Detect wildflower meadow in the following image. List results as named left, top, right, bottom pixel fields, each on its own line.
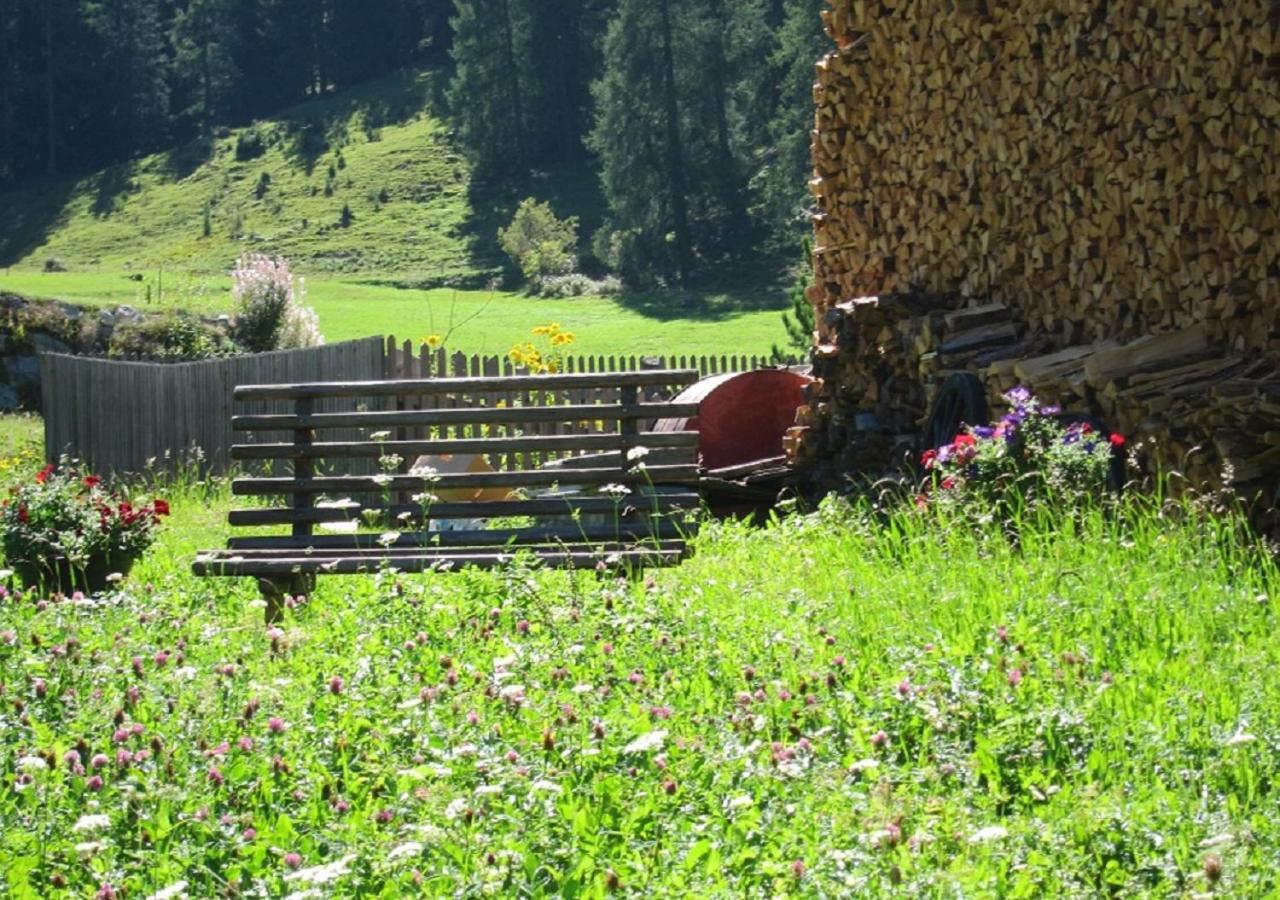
left=1, top=448, right=1278, bottom=897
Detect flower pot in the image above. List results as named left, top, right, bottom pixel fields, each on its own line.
left=11, top=551, right=137, bottom=595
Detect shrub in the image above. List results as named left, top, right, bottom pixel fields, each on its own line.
left=498, top=198, right=579, bottom=283
left=0, top=460, right=169, bottom=575
left=234, top=128, right=266, bottom=162
left=919, top=387, right=1124, bottom=512
left=107, top=313, right=237, bottom=359
left=43, top=258, right=66, bottom=273
left=230, top=253, right=324, bottom=352
left=537, top=272, right=623, bottom=298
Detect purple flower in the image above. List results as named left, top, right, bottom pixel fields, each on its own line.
left=87, top=775, right=104, bottom=791
left=208, top=766, right=224, bottom=786
left=267, top=717, right=286, bottom=733
left=91, top=753, right=109, bottom=769
left=329, top=675, right=344, bottom=695
left=1006, top=386, right=1031, bottom=405
left=283, top=852, right=303, bottom=869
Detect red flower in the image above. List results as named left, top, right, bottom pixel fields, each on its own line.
left=83, top=475, right=102, bottom=489
left=920, top=449, right=937, bottom=469
left=35, top=464, right=55, bottom=484
left=941, top=476, right=956, bottom=490
left=18, top=505, right=29, bottom=524
left=1109, top=433, right=1126, bottom=448
left=954, top=434, right=977, bottom=449
left=1080, top=422, right=1093, bottom=434
left=153, top=500, right=170, bottom=517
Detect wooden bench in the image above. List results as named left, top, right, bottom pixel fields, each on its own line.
left=193, top=369, right=703, bottom=621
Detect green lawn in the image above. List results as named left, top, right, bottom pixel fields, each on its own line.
left=2, top=436, right=1278, bottom=896
left=0, top=269, right=793, bottom=358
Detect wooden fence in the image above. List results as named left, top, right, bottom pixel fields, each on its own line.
left=384, top=340, right=793, bottom=381
left=40, top=337, right=799, bottom=475
left=41, top=338, right=386, bottom=475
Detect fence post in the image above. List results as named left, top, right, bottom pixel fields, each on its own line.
left=292, top=397, right=314, bottom=540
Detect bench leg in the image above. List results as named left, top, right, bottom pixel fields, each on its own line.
left=256, top=574, right=316, bottom=625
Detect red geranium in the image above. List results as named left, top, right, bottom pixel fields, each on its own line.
left=1109, top=433, right=1126, bottom=448
left=35, top=465, right=55, bottom=484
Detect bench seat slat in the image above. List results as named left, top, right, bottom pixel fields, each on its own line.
left=231, top=430, right=698, bottom=461
left=226, top=521, right=692, bottom=551
left=232, top=402, right=702, bottom=431
left=193, top=546, right=686, bottom=577
left=232, top=465, right=700, bottom=495
left=228, top=493, right=701, bottom=526
left=234, top=370, right=699, bottom=401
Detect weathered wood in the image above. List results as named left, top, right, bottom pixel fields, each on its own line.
left=226, top=520, right=689, bottom=550
left=227, top=493, right=702, bottom=526
left=234, top=370, right=699, bottom=401
left=231, top=430, right=699, bottom=461
left=195, top=546, right=686, bottom=577
left=232, top=465, right=700, bottom=496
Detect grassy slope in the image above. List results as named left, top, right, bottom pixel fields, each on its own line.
left=1, top=422, right=1279, bottom=895
left=0, top=72, right=476, bottom=279
left=0, top=71, right=794, bottom=357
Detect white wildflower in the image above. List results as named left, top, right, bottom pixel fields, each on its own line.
left=378, top=531, right=402, bottom=547
left=848, top=758, right=880, bottom=775
left=370, top=431, right=392, bottom=441
left=1199, top=832, right=1234, bottom=848
left=411, top=492, right=439, bottom=504
left=144, top=882, right=189, bottom=900
left=105, top=572, right=125, bottom=584
left=283, top=890, right=322, bottom=900
left=474, top=784, right=504, bottom=796
left=531, top=779, right=561, bottom=794
left=626, top=446, right=650, bottom=461
left=969, top=826, right=1010, bottom=844
left=623, top=730, right=667, bottom=754
left=727, top=794, right=754, bottom=810
left=73, top=814, right=112, bottom=833
left=1225, top=732, right=1257, bottom=746
left=412, top=824, right=446, bottom=842
left=371, top=473, right=395, bottom=487
left=444, top=798, right=469, bottom=821
left=284, top=854, right=355, bottom=885
left=175, top=665, right=198, bottom=681
left=598, top=483, right=630, bottom=498
left=74, top=841, right=105, bottom=855
left=452, top=742, right=478, bottom=758
left=409, top=464, right=440, bottom=481
left=16, top=756, right=47, bottom=772
left=387, top=842, right=423, bottom=862
left=571, top=683, right=594, bottom=694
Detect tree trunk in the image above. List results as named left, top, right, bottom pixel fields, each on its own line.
left=705, top=0, right=748, bottom=237
left=44, top=0, right=56, bottom=173
left=657, top=0, right=693, bottom=278
left=499, top=0, right=527, bottom=167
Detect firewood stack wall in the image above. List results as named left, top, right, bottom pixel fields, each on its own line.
left=787, top=0, right=1280, bottom=519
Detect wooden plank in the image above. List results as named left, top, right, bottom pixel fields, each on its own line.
left=232, top=464, right=701, bottom=495
left=227, top=492, right=703, bottom=525
left=232, top=430, right=699, bottom=461
left=226, top=520, right=691, bottom=551
left=193, top=546, right=687, bottom=577
left=224, top=373, right=706, bottom=401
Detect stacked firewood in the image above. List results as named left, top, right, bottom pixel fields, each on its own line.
left=789, top=1, right=1280, bottom=524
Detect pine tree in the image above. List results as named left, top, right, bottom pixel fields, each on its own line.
left=171, top=0, right=242, bottom=133
left=81, top=0, right=172, bottom=160
left=757, top=0, right=827, bottom=249
left=447, top=0, right=529, bottom=181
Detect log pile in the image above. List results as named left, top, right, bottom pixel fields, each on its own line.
left=788, top=1, right=1280, bottom=525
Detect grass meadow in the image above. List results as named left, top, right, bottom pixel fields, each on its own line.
left=0, top=269, right=792, bottom=358
left=2, top=413, right=1278, bottom=897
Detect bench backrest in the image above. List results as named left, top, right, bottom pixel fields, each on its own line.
left=225, top=370, right=702, bottom=551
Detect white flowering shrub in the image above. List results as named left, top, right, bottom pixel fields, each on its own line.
left=231, top=253, right=324, bottom=352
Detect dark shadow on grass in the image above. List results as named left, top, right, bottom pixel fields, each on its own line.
left=0, top=176, right=78, bottom=266
left=614, top=259, right=791, bottom=322
left=158, top=133, right=216, bottom=180
left=90, top=164, right=134, bottom=218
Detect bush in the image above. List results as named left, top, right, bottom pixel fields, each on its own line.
left=0, top=460, right=169, bottom=577
left=107, top=313, right=237, bottom=359
left=919, top=387, right=1124, bottom=513
left=234, top=128, right=266, bottom=162
left=43, top=258, right=66, bottom=273
left=230, top=253, right=324, bottom=352
left=537, top=272, right=623, bottom=298
left=498, top=198, right=579, bottom=283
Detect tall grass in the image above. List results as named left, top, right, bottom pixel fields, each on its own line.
left=1, top=464, right=1277, bottom=896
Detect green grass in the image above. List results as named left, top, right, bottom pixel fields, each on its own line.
left=0, top=72, right=478, bottom=280
left=0, top=270, right=793, bottom=357
left=2, top=442, right=1279, bottom=896
left=0, top=67, right=794, bottom=358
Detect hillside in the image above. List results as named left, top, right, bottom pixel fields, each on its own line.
left=0, top=71, right=498, bottom=283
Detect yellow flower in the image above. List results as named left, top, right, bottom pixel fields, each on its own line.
left=421, top=334, right=443, bottom=349
left=508, top=347, right=525, bottom=363
left=531, top=325, right=552, bottom=336
left=551, top=331, right=575, bottom=346
left=545, top=360, right=559, bottom=373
